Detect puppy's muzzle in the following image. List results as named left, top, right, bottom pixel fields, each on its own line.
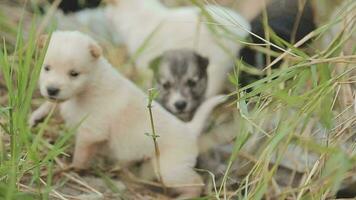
left=47, top=87, right=60, bottom=97
left=174, top=100, right=187, bottom=112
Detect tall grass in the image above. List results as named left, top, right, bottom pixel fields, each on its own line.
left=195, top=0, right=355, bottom=199
left=0, top=12, right=75, bottom=199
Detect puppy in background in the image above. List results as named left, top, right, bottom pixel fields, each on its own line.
left=106, top=0, right=251, bottom=98
left=150, top=49, right=209, bottom=121
left=30, top=31, right=226, bottom=199
left=238, top=0, right=316, bottom=86
left=55, top=0, right=101, bottom=13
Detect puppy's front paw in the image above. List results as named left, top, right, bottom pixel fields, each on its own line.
left=29, top=111, right=46, bottom=128
left=71, top=158, right=90, bottom=171
left=70, top=163, right=91, bottom=176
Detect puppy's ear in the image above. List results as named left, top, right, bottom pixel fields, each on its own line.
left=37, top=34, right=49, bottom=49
left=196, top=54, right=209, bottom=70
left=149, top=56, right=162, bottom=76
left=89, top=43, right=102, bottom=59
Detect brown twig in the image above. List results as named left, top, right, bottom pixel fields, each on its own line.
left=147, top=89, right=167, bottom=194
left=291, top=0, right=307, bottom=44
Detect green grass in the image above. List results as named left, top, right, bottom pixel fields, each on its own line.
left=0, top=0, right=355, bottom=199
left=0, top=12, right=75, bottom=200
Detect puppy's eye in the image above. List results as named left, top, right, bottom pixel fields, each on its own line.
left=69, top=70, right=80, bottom=78
left=187, top=79, right=196, bottom=87
left=162, top=82, right=171, bottom=89
left=44, top=65, right=50, bottom=72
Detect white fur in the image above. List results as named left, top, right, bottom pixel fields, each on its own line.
left=30, top=31, right=226, bottom=198
left=55, top=8, right=121, bottom=45
left=167, top=91, right=185, bottom=114
left=105, top=0, right=251, bottom=97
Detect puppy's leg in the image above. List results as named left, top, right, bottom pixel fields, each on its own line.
left=71, top=138, right=98, bottom=170
left=159, top=153, right=203, bottom=199
left=29, top=101, right=56, bottom=127
left=71, top=127, right=108, bottom=170
left=139, top=160, right=156, bottom=181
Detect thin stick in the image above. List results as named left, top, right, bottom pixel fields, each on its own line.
left=63, top=173, right=103, bottom=197
left=291, top=0, right=307, bottom=44
left=39, top=178, right=69, bottom=200
left=296, top=159, right=320, bottom=200
left=147, top=89, right=167, bottom=194
left=18, top=183, right=68, bottom=200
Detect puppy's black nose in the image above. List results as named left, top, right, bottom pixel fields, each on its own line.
left=47, top=87, right=60, bottom=96
left=175, top=101, right=187, bottom=111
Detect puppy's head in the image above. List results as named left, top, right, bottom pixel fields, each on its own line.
left=150, top=49, right=209, bottom=121
left=39, top=31, right=102, bottom=102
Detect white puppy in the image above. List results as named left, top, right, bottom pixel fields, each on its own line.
left=105, top=0, right=251, bottom=97
left=30, top=31, right=226, bottom=198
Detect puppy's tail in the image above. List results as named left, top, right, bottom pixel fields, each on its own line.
left=187, top=95, right=227, bottom=137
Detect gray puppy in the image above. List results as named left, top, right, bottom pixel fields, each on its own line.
left=150, top=49, right=209, bottom=121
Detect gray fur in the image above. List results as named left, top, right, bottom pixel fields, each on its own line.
left=150, top=49, right=209, bottom=121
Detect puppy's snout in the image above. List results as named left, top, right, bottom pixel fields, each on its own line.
left=174, top=101, right=187, bottom=111
left=47, top=87, right=60, bottom=96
